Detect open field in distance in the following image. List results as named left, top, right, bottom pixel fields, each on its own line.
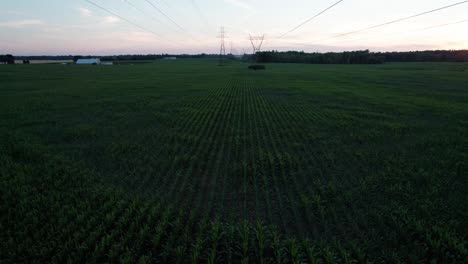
left=13, top=60, right=74, bottom=64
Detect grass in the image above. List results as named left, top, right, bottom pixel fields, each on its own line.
left=1, top=59, right=467, bottom=262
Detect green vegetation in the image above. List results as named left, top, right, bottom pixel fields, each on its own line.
left=1, top=60, right=467, bottom=263
left=255, top=50, right=468, bottom=64
left=0, top=54, right=15, bottom=64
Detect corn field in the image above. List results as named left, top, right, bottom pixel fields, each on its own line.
left=1, top=61, right=467, bottom=263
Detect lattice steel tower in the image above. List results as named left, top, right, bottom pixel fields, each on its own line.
left=249, top=34, right=265, bottom=54
left=217, top=27, right=226, bottom=66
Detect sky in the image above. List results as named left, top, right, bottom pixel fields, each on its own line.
left=0, top=0, right=467, bottom=55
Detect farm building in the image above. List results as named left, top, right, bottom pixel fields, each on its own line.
left=76, top=58, right=101, bottom=65
left=163, top=57, right=177, bottom=60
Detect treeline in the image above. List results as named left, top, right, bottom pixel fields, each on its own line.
left=12, top=50, right=468, bottom=64
left=75, top=54, right=222, bottom=62
left=377, top=50, right=468, bottom=62
left=15, top=55, right=72, bottom=61
left=255, top=50, right=468, bottom=64
left=0, top=54, right=15, bottom=64
left=104, top=54, right=226, bottom=61
left=255, top=50, right=385, bottom=64
left=15, top=54, right=221, bottom=62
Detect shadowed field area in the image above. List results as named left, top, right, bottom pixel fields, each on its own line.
left=1, top=60, right=467, bottom=263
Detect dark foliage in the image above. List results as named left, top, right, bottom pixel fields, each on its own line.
left=15, top=55, right=74, bottom=61
left=255, top=49, right=468, bottom=64
left=18, top=54, right=222, bottom=62
left=377, top=50, right=468, bottom=62
left=248, top=65, right=266, bottom=70
left=255, top=50, right=385, bottom=64
left=0, top=54, right=15, bottom=64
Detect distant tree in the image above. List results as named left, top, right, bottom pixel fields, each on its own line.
left=0, top=54, right=15, bottom=64
left=73, top=56, right=83, bottom=63
left=254, top=50, right=467, bottom=64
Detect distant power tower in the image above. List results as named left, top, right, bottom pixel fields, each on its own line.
left=249, top=34, right=265, bottom=54
left=217, top=27, right=226, bottom=66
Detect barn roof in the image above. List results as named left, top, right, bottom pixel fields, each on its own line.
left=76, top=58, right=100, bottom=64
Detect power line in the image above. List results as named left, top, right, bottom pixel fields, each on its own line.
left=350, top=19, right=468, bottom=44
left=191, top=0, right=214, bottom=33
left=123, top=0, right=162, bottom=24
left=279, top=0, right=344, bottom=39
left=156, top=0, right=171, bottom=8
left=84, top=0, right=161, bottom=39
left=144, top=0, right=185, bottom=32
left=331, top=0, right=468, bottom=39
left=144, top=0, right=202, bottom=42
left=417, top=18, right=468, bottom=31
left=279, top=0, right=468, bottom=47
left=123, top=0, right=146, bottom=16
left=122, top=0, right=191, bottom=47
left=280, top=18, right=468, bottom=48
left=191, top=0, right=207, bottom=21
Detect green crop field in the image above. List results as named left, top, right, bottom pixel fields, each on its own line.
left=1, top=60, right=467, bottom=263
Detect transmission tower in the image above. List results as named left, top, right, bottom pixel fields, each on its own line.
left=249, top=34, right=265, bottom=54
left=217, top=27, right=226, bottom=66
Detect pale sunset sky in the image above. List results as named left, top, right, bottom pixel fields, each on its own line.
left=0, top=0, right=467, bottom=55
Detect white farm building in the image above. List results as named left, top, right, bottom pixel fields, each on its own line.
left=76, top=58, right=101, bottom=65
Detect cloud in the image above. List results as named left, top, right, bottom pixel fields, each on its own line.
left=7, top=11, right=26, bottom=15
left=102, top=16, right=120, bottom=24
left=78, top=7, right=118, bottom=24
left=224, top=0, right=252, bottom=10
left=78, top=7, right=92, bottom=17
left=0, top=19, right=44, bottom=28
